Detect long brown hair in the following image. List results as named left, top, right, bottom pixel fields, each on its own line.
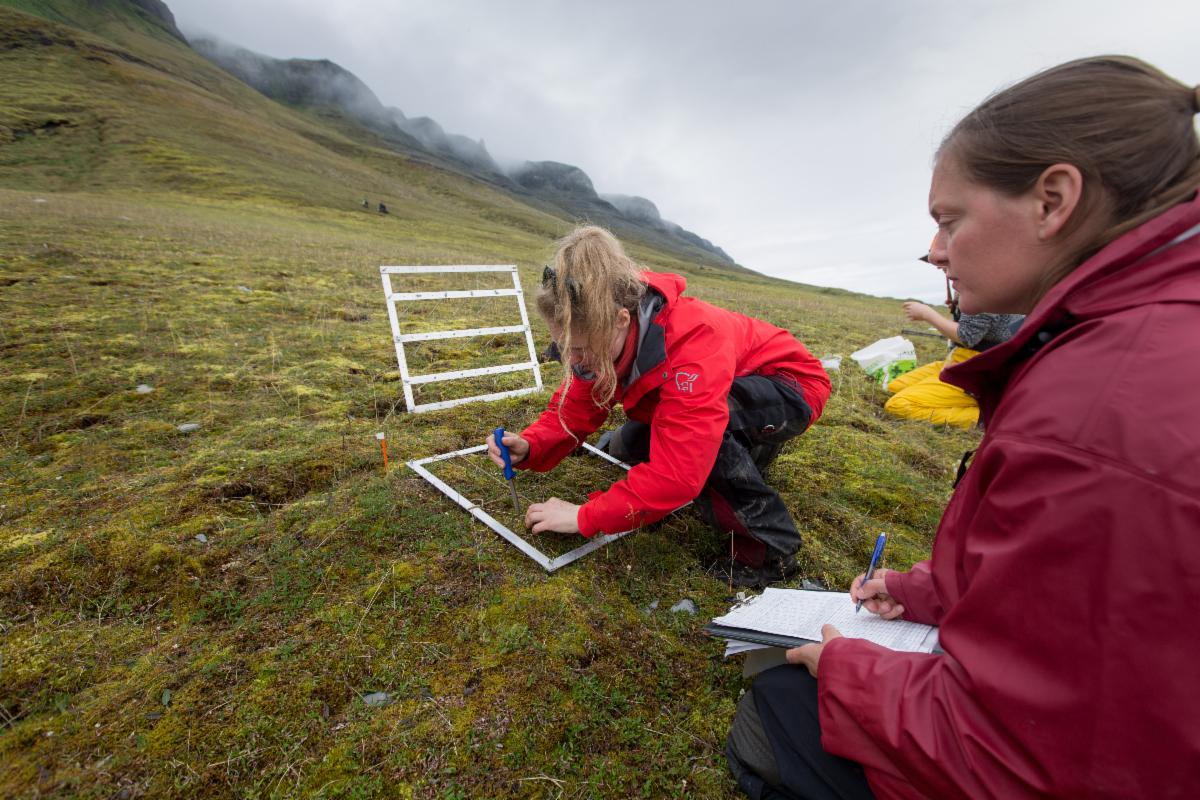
left=536, top=226, right=645, bottom=410
left=939, top=56, right=1200, bottom=298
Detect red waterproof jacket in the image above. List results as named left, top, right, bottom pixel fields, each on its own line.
left=519, top=271, right=830, bottom=537
left=818, top=193, right=1200, bottom=798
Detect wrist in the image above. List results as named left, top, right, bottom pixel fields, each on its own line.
left=882, top=569, right=903, bottom=602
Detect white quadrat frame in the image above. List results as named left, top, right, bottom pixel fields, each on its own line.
left=380, top=264, right=543, bottom=413
left=408, top=442, right=636, bottom=572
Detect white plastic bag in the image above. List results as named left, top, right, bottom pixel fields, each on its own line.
left=850, top=336, right=917, bottom=390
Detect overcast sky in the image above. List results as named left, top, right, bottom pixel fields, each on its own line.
left=168, top=0, right=1199, bottom=302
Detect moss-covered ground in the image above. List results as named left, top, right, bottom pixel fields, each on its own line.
left=0, top=188, right=977, bottom=799
left=0, top=3, right=979, bottom=796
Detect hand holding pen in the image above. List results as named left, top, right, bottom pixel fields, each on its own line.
left=851, top=533, right=906, bottom=619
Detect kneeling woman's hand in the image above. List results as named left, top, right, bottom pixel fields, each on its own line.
left=487, top=431, right=530, bottom=468
left=525, top=498, right=581, bottom=534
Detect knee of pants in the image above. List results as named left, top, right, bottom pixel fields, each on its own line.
left=603, top=420, right=651, bottom=464
left=727, top=375, right=813, bottom=444
left=727, top=690, right=782, bottom=790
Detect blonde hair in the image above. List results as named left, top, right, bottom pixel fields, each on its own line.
left=536, top=226, right=645, bottom=410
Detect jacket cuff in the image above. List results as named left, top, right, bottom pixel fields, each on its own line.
left=517, top=428, right=558, bottom=473
left=885, top=564, right=940, bottom=626
left=576, top=501, right=602, bottom=538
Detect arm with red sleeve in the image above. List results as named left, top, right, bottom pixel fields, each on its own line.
left=884, top=560, right=947, bottom=626
left=811, top=436, right=1200, bottom=797
left=518, top=373, right=613, bottom=474
left=577, top=323, right=735, bottom=536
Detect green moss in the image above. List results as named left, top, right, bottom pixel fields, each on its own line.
left=0, top=5, right=981, bottom=796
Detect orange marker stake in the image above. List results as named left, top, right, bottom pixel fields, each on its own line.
left=376, top=431, right=388, bottom=471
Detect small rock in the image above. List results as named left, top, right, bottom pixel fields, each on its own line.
left=195, top=533, right=208, bottom=544
left=418, top=687, right=433, bottom=701
left=669, top=599, right=697, bottom=616
left=801, top=579, right=828, bottom=591
left=642, top=599, right=660, bottom=613
left=135, top=384, right=153, bottom=394
left=362, top=692, right=391, bottom=707
left=177, top=423, right=201, bottom=433
left=33, top=198, right=48, bottom=204
left=236, top=285, right=252, bottom=293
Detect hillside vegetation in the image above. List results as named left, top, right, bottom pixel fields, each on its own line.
left=0, top=3, right=977, bottom=798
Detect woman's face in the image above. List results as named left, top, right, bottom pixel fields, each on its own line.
left=550, top=310, right=630, bottom=372
left=927, top=155, right=1056, bottom=315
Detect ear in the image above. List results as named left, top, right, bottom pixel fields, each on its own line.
left=1033, top=163, right=1084, bottom=241
left=616, top=307, right=631, bottom=327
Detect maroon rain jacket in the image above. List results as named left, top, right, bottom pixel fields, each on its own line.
left=817, top=193, right=1200, bottom=798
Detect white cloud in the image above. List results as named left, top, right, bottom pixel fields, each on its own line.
left=168, top=0, right=1200, bottom=298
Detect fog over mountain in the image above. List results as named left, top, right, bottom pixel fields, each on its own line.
left=190, top=33, right=737, bottom=269
left=168, top=0, right=1200, bottom=301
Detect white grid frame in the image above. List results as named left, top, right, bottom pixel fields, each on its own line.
left=381, top=264, right=543, bottom=413
left=407, top=442, right=636, bottom=572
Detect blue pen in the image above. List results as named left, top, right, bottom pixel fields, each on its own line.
left=855, top=532, right=888, bottom=614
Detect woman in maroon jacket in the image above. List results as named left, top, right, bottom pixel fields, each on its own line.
left=727, top=57, right=1200, bottom=798
left=486, top=225, right=831, bottom=587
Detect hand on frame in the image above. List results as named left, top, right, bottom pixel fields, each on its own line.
left=525, top=497, right=581, bottom=534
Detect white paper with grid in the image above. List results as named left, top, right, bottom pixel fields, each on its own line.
left=711, top=588, right=938, bottom=652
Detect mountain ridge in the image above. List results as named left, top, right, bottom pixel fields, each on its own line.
left=187, top=32, right=738, bottom=268
left=1, top=0, right=741, bottom=271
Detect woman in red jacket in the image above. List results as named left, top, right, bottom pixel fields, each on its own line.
left=486, top=225, right=831, bottom=587
left=727, top=57, right=1200, bottom=798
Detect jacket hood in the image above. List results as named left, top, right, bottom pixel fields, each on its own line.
left=642, top=271, right=687, bottom=305
left=945, top=190, right=1200, bottom=405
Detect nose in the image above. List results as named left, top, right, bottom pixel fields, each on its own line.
left=927, top=231, right=949, bottom=271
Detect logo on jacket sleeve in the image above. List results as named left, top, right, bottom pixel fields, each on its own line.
left=675, top=371, right=698, bottom=393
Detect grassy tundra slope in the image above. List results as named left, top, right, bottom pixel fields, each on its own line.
left=0, top=3, right=979, bottom=797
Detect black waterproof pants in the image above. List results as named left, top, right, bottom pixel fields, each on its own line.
left=726, top=666, right=875, bottom=800
left=601, top=374, right=812, bottom=567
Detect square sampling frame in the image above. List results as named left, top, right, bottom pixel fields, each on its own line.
left=407, top=442, right=635, bottom=572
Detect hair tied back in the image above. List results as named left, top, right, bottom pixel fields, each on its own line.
left=541, top=264, right=580, bottom=305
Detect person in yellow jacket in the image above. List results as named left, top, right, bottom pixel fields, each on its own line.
left=885, top=253, right=1022, bottom=428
